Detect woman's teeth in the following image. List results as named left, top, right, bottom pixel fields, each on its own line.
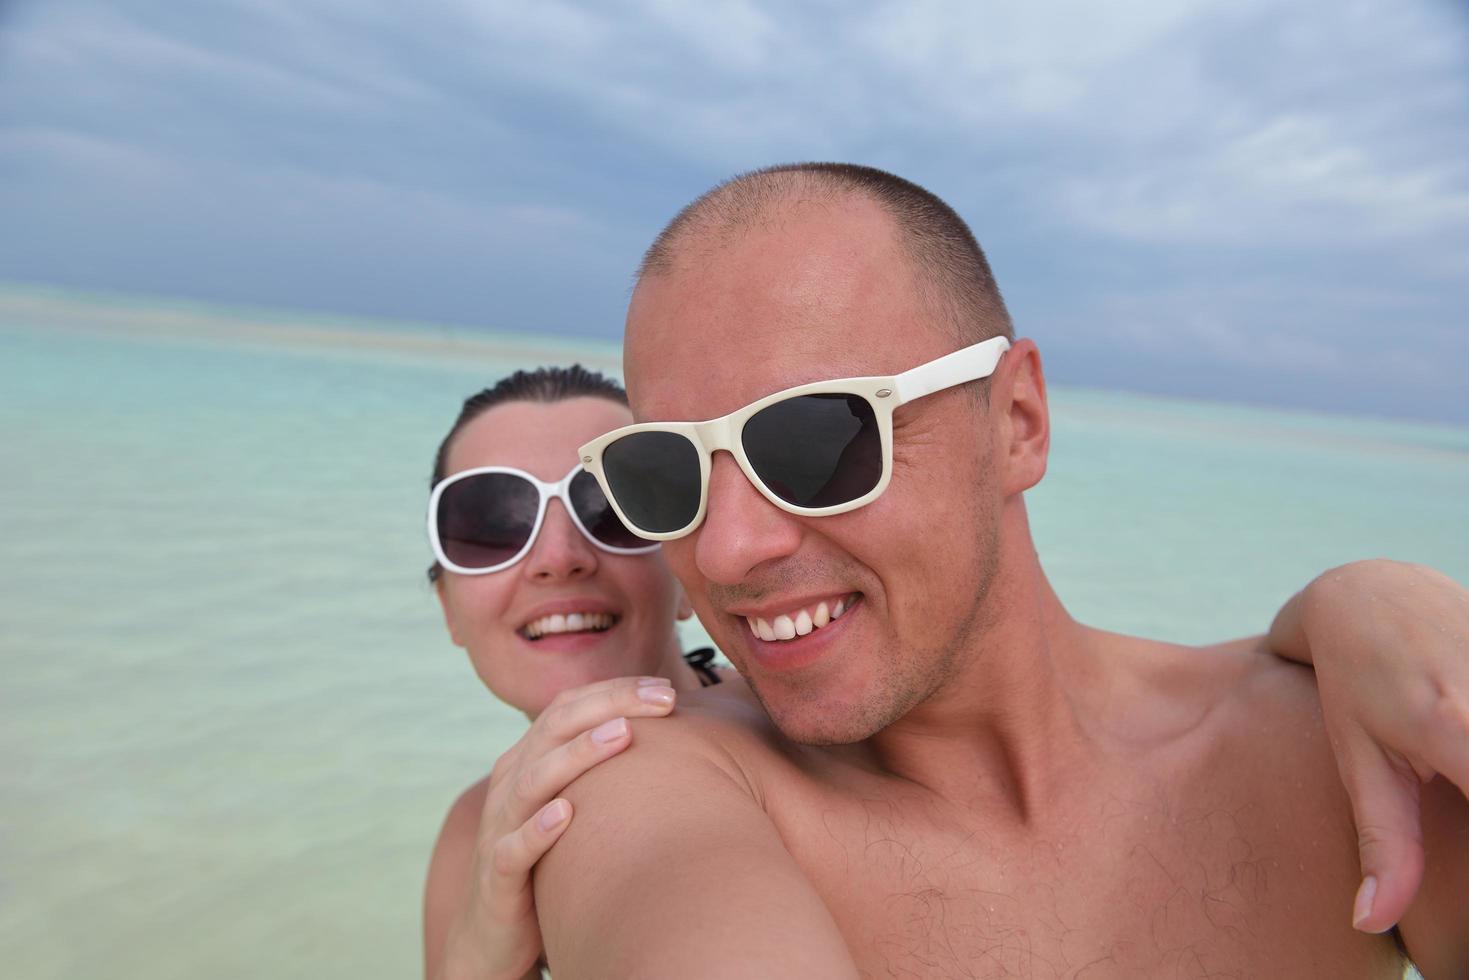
left=522, top=612, right=616, bottom=640
left=745, top=594, right=857, bottom=643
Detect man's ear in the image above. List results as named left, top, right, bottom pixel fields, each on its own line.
left=434, top=579, right=466, bottom=647
left=676, top=588, right=695, bottom=622
left=993, top=338, right=1050, bottom=496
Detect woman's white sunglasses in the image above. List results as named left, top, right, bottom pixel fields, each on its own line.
left=428, top=463, right=658, bottom=575
left=578, top=336, right=1012, bottom=541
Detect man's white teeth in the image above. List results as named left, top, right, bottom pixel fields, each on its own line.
left=523, top=612, right=615, bottom=639
left=745, top=595, right=857, bottom=643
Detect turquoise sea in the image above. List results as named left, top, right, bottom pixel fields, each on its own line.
left=2, top=290, right=1464, bottom=979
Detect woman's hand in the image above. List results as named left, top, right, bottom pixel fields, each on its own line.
left=1270, top=560, right=1469, bottom=933
left=435, top=675, right=678, bottom=980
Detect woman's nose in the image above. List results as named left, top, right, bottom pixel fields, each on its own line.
left=522, top=500, right=598, bottom=581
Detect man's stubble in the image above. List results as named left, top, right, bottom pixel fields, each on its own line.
left=725, top=450, right=1005, bottom=748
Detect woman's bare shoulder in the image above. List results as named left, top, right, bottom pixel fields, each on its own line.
left=427, top=775, right=490, bottom=887
left=423, top=775, right=491, bottom=974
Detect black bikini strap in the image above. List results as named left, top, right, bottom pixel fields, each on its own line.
left=682, top=647, right=722, bottom=687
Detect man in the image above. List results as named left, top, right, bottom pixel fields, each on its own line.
left=536, top=164, right=1468, bottom=977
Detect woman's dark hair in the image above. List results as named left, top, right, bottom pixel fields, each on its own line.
left=427, top=365, right=628, bottom=583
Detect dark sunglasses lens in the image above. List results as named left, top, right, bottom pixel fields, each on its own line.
left=602, top=431, right=701, bottom=534
left=569, top=469, right=655, bottom=550
left=436, top=473, right=539, bottom=569
left=742, top=394, right=881, bottom=508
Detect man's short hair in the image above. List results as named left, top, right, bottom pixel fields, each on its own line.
left=637, top=163, right=1014, bottom=348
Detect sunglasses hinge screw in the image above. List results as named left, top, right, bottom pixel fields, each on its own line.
left=876, top=388, right=892, bottom=398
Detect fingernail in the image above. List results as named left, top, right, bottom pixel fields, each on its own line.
left=591, top=717, right=629, bottom=744
left=638, top=677, right=672, bottom=687
left=537, top=799, right=570, bottom=831
left=1352, top=875, right=1376, bottom=930
left=637, top=685, right=676, bottom=706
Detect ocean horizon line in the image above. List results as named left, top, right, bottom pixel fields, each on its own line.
left=0, top=279, right=622, bottom=374
left=3, top=279, right=1465, bottom=445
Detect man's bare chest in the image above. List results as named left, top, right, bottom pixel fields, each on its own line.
left=770, top=784, right=1402, bottom=979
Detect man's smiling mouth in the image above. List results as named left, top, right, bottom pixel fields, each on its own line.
left=520, top=612, right=618, bottom=641
left=745, top=593, right=860, bottom=642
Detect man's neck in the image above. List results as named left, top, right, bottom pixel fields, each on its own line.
left=862, top=505, right=1106, bottom=824
left=662, top=639, right=707, bottom=694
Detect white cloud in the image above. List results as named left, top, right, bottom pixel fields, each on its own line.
left=384, top=0, right=1469, bottom=264
left=1, top=0, right=1464, bottom=416
left=0, top=126, right=168, bottom=182
left=848, top=0, right=1206, bottom=118
left=635, top=0, right=783, bottom=74
left=1056, top=110, right=1469, bottom=248
left=1108, top=305, right=1350, bottom=375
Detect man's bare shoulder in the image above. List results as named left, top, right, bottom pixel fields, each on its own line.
left=558, top=677, right=790, bottom=811
left=1083, top=629, right=1318, bottom=747
left=1073, top=633, right=1404, bottom=974
left=1090, top=630, right=1352, bottom=838
left=1153, top=632, right=1338, bottom=765
left=1192, top=638, right=1352, bottom=805
left=533, top=680, right=860, bottom=979
left=1196, top=633, right=1331, bottom=738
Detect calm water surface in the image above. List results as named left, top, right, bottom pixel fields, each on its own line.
left=2, top=316, right=1462, bottom=978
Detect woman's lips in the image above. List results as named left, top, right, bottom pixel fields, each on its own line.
left=520, top=610, right=618, bottom=640
left=517, top=615, right=622, bottom=653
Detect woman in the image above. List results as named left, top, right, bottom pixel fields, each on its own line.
left=422, top=365, right=1468, bottom=980
left=422, top=366, right=716, bottom=980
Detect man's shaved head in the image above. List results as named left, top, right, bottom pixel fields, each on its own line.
left=622, top=165, right=1032, bottom=745
left=637, top=162, right=1014, bottom=349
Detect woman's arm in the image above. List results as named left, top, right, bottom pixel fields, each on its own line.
left=1266, top=560, right=1469, bottom=938
left=425, top=778, right=543, bottom=980
left=423, top=675, right=679, bottom=980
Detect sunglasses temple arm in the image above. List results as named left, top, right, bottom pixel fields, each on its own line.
left=892, top=336, right=1011, bottom=405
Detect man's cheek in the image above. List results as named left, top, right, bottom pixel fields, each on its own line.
left=663, top=540, right=704, bottom=592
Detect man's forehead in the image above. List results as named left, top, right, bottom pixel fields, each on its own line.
left=623, top=203, right=948, bottom=422
left=623, top=295, right=930, bottom=424
left=626, top=322, right=870, bottom=423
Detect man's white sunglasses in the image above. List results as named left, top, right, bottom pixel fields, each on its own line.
left=578, top=336, right=1011, bottom=541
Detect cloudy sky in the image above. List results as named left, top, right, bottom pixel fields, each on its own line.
left=2, top=0, right=1466, bottom=421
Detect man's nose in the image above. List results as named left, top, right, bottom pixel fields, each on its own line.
left=692, top=451, right=802, bottom=585
left=523, top=501, right=598, bottom=582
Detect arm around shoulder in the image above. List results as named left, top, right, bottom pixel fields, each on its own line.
left=533, top=716, right=859, bottom=980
